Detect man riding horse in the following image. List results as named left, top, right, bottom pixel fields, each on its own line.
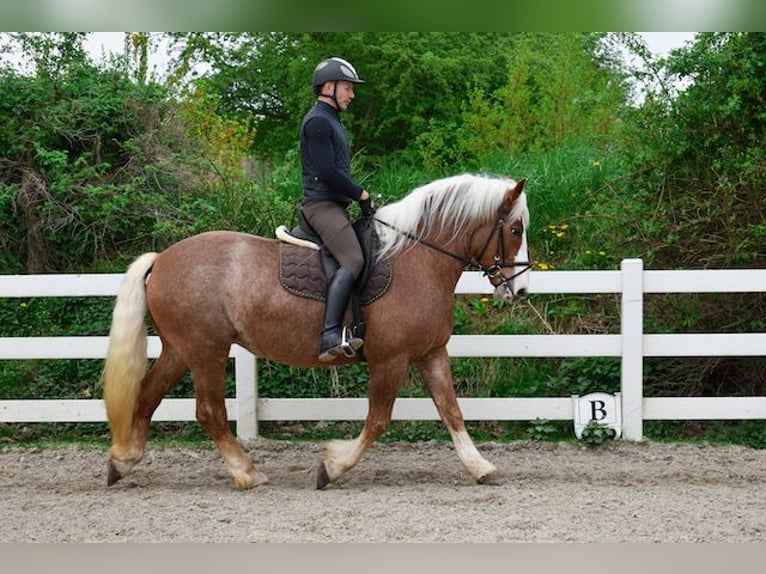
left=298, top=57, right=375, bottom=361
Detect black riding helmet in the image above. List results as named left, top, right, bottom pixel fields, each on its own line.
left=312, top=57, right=364, bottom=96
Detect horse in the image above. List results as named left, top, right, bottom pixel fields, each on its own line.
left=102, top=173, right=530, bottom=490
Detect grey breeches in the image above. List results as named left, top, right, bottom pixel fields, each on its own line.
left=301, top=200, right=364, bottom=280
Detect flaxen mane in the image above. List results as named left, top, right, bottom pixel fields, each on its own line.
left=374, top=173, right=529, bottom=261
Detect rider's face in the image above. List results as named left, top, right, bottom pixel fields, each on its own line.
left=323, top=81, right=355, bottom=110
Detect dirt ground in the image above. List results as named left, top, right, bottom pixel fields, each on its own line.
left=1, top=439, right=765, bottom=542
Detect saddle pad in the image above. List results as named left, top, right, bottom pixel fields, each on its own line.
left=279, top=243, right=393, bottom=306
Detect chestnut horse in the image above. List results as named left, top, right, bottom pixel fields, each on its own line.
left=103, top=173, right=530, bottom=490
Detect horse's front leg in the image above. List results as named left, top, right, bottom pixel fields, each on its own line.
left=316, top=357, right=409, bottom=489
left=416, top=348, right=503, bottom=485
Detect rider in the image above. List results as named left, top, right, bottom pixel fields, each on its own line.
left=300, top=57, right=375, bottom=361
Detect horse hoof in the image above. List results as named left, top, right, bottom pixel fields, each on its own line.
left=234, top=470, right=269, bottom=490
left=107, top=460, right=123, bottom=486
left=316, top=462, right=332, bottom=490
left=477, top=469, right=504, bottom=486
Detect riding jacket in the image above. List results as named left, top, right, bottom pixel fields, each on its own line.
left=300, top=101, right=364, bottom=206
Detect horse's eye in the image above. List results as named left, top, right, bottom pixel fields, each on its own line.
left=510, top=227, right=523, bottom=237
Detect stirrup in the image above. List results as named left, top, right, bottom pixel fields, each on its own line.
left=319, top=328, right=363, bottom=361
left=340, top=327, right=363, bottom=358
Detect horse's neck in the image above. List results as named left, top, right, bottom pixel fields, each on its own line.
left=393, top=237, right=467, bottom=292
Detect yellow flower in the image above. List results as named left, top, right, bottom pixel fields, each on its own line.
left=20, top=302, right=28, bottom=308
left=598, top=251, right=606, bottom=256
left=556, top=231, right=565, bottom=238
left=537, top=263, right=550, bottom=271
left=480, top=297, right=490, bottom=303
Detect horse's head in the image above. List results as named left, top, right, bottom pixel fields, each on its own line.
left=374, top=173, right=531, bottom=301
left=467, top=178, right=531, bottom=302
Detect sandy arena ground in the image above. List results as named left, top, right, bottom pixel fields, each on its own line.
left=1, top=439, right=765, bottom=542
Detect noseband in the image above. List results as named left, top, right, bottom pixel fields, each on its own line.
left=375, top=205, right=532, bottom=288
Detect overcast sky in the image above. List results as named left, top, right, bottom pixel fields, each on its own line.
left=638, top=31, right=697, bottom=55
left=83, top=31, right=697, bottom=60
left=5, top=32, right=698, bottom=77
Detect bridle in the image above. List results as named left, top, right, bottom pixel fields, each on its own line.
left=375, top=205, right=532, bottom=289
left=474, top=205, right=533, bottom=287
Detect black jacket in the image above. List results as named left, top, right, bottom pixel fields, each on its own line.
left=300, top=101, right=363, bottom=205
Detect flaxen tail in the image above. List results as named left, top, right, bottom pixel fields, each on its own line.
left=102, top=252, right=158, bottom=451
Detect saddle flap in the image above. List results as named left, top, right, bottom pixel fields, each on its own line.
left=278, top=216, right=393, bottom=306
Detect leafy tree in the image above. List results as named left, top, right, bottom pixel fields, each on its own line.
left=437, top=33, right=627, bottom=169
left=166, top=32, right=517, bottom=164
left=591, top=32, right=766, bottom=398
left=0, top=33, right=256, bottom=273
left=611, top=32, right=766, bottom=269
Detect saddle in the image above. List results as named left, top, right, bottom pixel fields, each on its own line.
left=276, top=213, right=393, bottom=355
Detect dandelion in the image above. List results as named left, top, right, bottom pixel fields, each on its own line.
left=592, top=160, right=601, bottom=167
left=480, top=297, right=490, bottom=304
left=585, top=250, right=592, bottom=255
left=537, top=263, right=551, bottom=271
left=19, top=302, right=28, bottom=309
left=543, top=223, right=569, bottom=239
left=598, top=250, right=606, bottom=256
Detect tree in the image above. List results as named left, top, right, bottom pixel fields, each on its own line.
left=452, top=33, right=627, bottom=167
left=615, top=32, right=766, bottom=269
left=0, top=34, right=186, bottom=272
left=592, top=32, right=766, bottom=398
left=166, top=32, right=518, bottom=162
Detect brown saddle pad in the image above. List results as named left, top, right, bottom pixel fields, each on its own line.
left=278, top=243, right=392, bottom=305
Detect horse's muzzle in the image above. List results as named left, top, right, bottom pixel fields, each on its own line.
left=493, top=283, right=527, bottom=302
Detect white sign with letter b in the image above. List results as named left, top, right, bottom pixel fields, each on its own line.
left=572, top=392, right=622, bottom=439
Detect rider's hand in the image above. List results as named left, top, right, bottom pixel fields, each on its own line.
left=359, top=197, right=376, bottom=217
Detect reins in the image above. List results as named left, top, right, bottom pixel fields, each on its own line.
left=375, top=210, right=532, bottom=288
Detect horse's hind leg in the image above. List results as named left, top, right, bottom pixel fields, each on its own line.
left=108, top=346, right=188, bottom=485
left=317, top=357, right=408, bottom=489
left=416, top=348, right=502, bottom=485
left=191, top=357, right=268, bottom=490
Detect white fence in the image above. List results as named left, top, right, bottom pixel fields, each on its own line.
left=1, top=259, right=766, bottom=441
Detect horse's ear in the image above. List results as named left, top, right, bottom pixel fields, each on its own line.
left=503, top=177, right=526, bottom=210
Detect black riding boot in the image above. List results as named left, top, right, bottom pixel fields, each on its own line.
left=318, top=267, right=364, bottom=362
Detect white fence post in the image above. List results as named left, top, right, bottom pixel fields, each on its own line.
left=621, top=258, right=644, bottom=440
left=232, top=345, right=258, bottom=441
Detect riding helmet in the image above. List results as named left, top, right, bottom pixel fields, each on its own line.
left=312, top=57, right=365, bottom=87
